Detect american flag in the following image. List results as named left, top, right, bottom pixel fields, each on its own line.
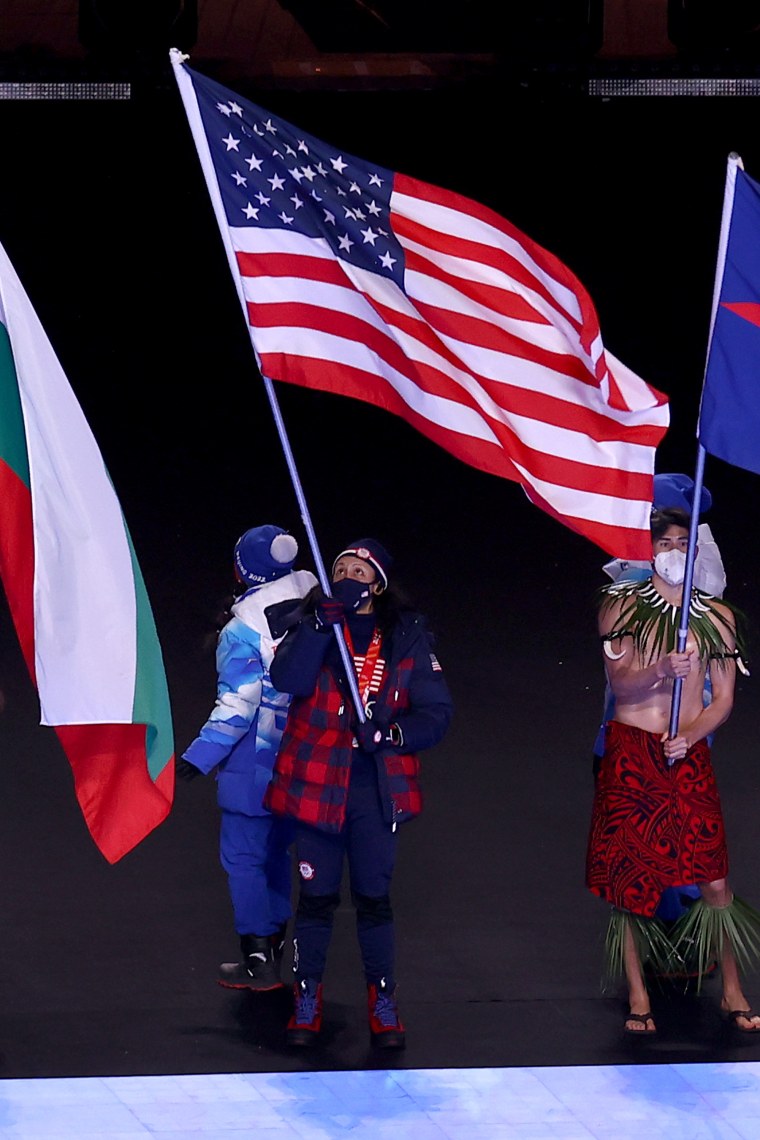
left=172, top=53, right=669, bottom=559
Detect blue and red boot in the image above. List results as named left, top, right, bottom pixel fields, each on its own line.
left=286, top=978, right=323, bottom=1047
left=368, top=979, right=406, bottom=1049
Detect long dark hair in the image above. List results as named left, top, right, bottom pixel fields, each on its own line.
left=372, top=580, right=416, bottom=637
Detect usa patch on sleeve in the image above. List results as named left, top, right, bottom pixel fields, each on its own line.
left=430, top=653, right=442, bottom=672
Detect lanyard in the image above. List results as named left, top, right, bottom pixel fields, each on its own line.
left=342, top=625, right=383, bottom=708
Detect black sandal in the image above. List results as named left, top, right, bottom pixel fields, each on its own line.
left=624, top=1011, right=657, bottom=1035
left=725, top=1009, right=760, bottom=1033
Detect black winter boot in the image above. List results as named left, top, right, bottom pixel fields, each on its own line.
left=367, top=979, right=405, bottom=1049
left=218, top=934, right=284, bottom=991
left=270, top=923, right=288, bottom=970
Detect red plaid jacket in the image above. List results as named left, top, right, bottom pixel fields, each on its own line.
left=264, top=610, right=452, bottom=832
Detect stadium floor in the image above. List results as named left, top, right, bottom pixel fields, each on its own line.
left=1, top=1062, right=759, bottom=1138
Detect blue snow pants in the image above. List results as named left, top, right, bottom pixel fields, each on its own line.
left=219, top=810, right=294, bottom=937
left=291, top=778, right=399, bottom=986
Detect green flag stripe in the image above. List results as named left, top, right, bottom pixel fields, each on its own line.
left=0, top=323, right=30, bottom=487
left=125, top=525, right=175, bottom=779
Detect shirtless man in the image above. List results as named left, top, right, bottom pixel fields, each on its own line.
left=586, top=506, right=759, bottom=1035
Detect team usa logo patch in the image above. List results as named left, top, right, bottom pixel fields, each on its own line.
left=299, top=860, right=316, bottom=881
left=430, top=653, right=442, bottom=672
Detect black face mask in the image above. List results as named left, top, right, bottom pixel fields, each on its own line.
left=332, top=577, right=372, bottom=612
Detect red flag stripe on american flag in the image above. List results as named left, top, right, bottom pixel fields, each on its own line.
left=235, top=224, right=663, bottom=465
left=245, top=297, right=662, bottom=449
left=173, top=56, right=669, bottom=559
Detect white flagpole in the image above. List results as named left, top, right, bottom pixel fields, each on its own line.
left=667, top=152, right=743, bottom=743
left=169, top=49, right=366, bottom=722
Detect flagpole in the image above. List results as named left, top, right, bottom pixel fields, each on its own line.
left=169, top=48, right=366, bottom=722
left=667, top=445, right=704, bottom=741
left=259, top=372, right=367, bottom=723
left=668, top=152, right=743, bottom=744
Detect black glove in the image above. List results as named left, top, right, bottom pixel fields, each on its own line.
left=176, top=758, right=203, bottom=782
left=354, top=719, right=404, bottom=753
left=265, top=595, right=311, bottom=639
left=313, top=590, right=345, bottom=629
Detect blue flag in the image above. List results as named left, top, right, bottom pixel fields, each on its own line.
left=698, top=159, right=760, bottom=476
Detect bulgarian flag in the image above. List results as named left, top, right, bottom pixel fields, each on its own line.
left=0, top=239, right=174, bottom=863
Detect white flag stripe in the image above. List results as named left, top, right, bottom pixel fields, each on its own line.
left=421, top=316, right=665, bottom=431
left=251, top=316, right=656, bottom=477
left=251, top=325, right=502, bottom=445
left=243, top=271, right=595, bottom=418
left=232, top=226, right=335, bottom=258
left=377, top=256, right=595, bottom=372
left=231, top=226, right=666, bottom=430
left=234, top=224, right=592, bottom=379
left=514, top=457, right=653, bottom=529
left=606, top=350, right=664, bottom=408
left=239, top=240, right=580, bottom=371
left=0, top=243, right=138, bottom=726
left=244, top=263, right=667, bottom=440
left=392, top=282, right=607, bottom=407
left=392, top=188, right=584, bottom=322
left=400, top=238, right=597, bottom=375
left=234, top=219, right=588, bottom=365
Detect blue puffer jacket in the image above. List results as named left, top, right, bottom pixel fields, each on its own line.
left=182, top=569, right=317, bottom=816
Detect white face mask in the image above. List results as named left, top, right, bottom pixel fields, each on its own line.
left=654, top=549, right=687, bottom=587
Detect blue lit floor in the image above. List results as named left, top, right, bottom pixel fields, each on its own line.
left=1, top=1063, right=760, bottom=1139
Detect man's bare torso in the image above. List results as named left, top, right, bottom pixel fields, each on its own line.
left=611, top=630, right=707, bottom=735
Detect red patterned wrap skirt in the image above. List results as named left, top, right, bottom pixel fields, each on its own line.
left=586, top=720, right=728, bottom=917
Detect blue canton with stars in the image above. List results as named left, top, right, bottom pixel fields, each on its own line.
left=191, top=68, right=405, bottom=288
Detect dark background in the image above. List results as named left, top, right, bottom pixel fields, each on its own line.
left=1, top=4, right=760, bottom=1076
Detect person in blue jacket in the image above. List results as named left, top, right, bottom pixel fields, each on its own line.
left=178, top=525, right=317, bottom=990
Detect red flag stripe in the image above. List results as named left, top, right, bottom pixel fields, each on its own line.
left=236, top=233, right=663, bottom=430
left=241, top=258, right=665, bottom=433
left=0, top=459, right=36, bottom=677
left=398, top=250, right=598, bottom=384
left=247, top=295, right=665, bottom=451
left=394, top=174, right=592, bottom=322
left=239, top=261, right=655, bottom=432
left=392, top=210, right=585, bottom=338
left=246, top=250, right=599, bottom=392
left=259, top=350, right=657, bottom=506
